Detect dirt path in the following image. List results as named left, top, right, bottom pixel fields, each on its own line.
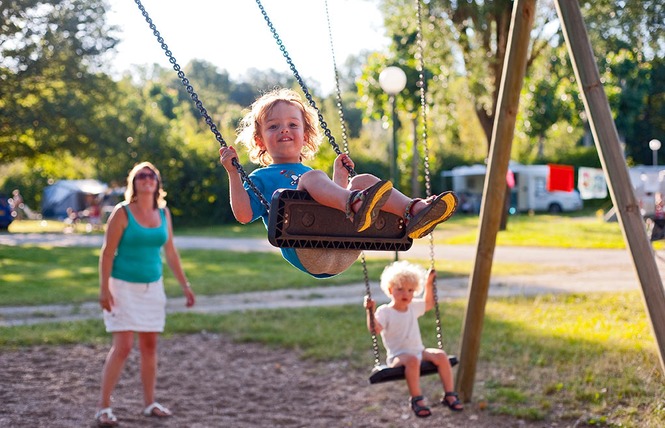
left=0, top=332, right=548, bottom=428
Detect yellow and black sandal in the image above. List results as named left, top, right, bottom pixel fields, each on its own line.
left=345, top=180, right=393, bottom=232
left=405, top=191, right=458, bottom=239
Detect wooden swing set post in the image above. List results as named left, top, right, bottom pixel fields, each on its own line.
left=454, top=0, right=536, bottom=402
left=554, top=0, right=665, bottom=374
left=457, top=0, right=665, bottom=403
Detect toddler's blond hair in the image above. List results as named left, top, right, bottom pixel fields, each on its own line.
left=235, top=88, right=322, bottom=166
left=379, top=261, right=426, bottom=298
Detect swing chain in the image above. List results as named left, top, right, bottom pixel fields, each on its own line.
left=416, top=0, right=444, bottom=351
left=362, top=252, right=382, bottom=366
left=254, top=0, right=355, bottom=177
left=324, top=0, right=350, bottom=155
left=317, top=0, right=378, bottom=365
left=133, top=0, right=271, bottom=212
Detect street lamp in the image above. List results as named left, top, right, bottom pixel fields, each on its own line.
left=379, top=66, right=407, bottom=262
left=650, top=139, right=662, bottom=166
left=379, top=66, right=407, bottom=190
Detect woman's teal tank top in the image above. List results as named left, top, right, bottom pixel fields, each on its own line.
left=111, top=202, right=168, bottom=283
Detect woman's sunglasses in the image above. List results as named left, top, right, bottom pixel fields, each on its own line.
left=136, top=171, right=157, bottom=180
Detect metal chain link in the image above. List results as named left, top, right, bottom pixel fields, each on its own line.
left=324, top=0, right=350, bottom=155
left=415, top=0, right=444, bottom=351
left=254, top=0, right=356, bottom=177
left=361, top=252, right=382, bottom=366
left=319, top=0, right=379, bottom=364
left=133, top=0, right=271, bottom=212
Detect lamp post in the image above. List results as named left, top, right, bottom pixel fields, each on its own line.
left=379, top=66, right=407, bottom=190
left=650, top=139, right=662, bottom=166
left=379, top=66, right=407, bottom=262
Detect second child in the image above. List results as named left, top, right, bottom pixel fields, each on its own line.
left=364, top=260, right=463, bottom=418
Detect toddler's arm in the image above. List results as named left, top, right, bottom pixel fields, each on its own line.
left=424, top=268, right=437, bottom=312
left=363, top=296, right=383, bottom=334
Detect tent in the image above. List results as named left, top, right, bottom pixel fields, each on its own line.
left=42, top=179, right=107, bottom=220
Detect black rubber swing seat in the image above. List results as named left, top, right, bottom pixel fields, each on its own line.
left=368, top=356, right=459, bottom=384
left=267, top=189, right=413, bottom=251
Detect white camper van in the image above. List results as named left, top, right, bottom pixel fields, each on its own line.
left=443, top=162, right=583, bottom=214
left=627, top=166, right=665, bottom=218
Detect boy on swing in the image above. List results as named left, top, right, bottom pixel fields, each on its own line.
left=219, top=88, right=457, bottom=278
left=364, top=260, right=463, bottom=418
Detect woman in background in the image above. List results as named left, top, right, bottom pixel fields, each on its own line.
left=95, top=161, right=195, bottom=427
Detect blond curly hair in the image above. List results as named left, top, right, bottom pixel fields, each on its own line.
left=379, top=261, right=426, bottom=298
left=235, top=88, right=322, bottom=166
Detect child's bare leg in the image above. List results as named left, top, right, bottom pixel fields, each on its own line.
left=347, top=173, right=380, bottom=190
left=300, top=171, right=392, bottom=232
left=298, top=170, right=350, bottom=211
left=349, top=168, right=456, bottom=223
left=378, top=189, right=444, bottom=218
left=348, top=174, right=412, bottom=214
left=393, top=354, right=424, bottom=400
left=423, top=349, right=454, bottom=392
left=395, top=354, right=431, bottom=417
left=424, top=349, right=463, bottom=411
left=350, top=176, right=436, bottom=218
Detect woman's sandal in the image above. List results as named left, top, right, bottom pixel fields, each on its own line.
left=345, top=180, right=393, bottom=232
left=409, top=395, right=432, bottom=418
left=405, top=191, right=458, bottom=239
left=142, top=402, right=173, bottom=418
left=95, top=408, right=118, bottom=427
left=441, top=391, right=464, bottom=412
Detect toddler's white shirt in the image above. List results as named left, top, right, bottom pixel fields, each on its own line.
left=375, top=300, right=426, bottom=364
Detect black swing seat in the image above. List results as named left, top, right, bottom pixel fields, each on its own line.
left=368, top=356, right=459, bottom=384
left=267, top=189, right=413, bottom=251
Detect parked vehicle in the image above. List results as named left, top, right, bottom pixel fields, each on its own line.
left=511, top=164, right=583, bottom=213
left=442, top=162, right=584, bottom=214
left=0, top=194, right=15, bottom=230
left=627, top=165, right=665, bottom=218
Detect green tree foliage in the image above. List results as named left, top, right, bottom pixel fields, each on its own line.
left=0, top=0, right=118, bottom=163
left=3, top=0, right=662, bottom=224
left=578, top=0, right=664, bottom=62
left=372, top=0, right=663, bottom=170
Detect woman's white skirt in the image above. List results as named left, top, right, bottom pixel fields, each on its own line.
left=103, top=277, right=167, bottom=333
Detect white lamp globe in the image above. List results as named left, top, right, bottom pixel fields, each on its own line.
left=650, top=139, right=662, bottom=151
left=379, top=66, right=407, bottom=95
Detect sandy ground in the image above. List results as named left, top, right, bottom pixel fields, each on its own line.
left=0, top=333, right=551, bottom=428
left=1, top=234, right=656, bottom=427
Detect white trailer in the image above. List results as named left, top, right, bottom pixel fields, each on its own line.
left=627, top=165, right=665, bottom=218
left=442, top=162, right=584, bottom=214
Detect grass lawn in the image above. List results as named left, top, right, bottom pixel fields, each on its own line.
left=0, top=245, right=541, bottom=306
left=2, top=212, right=665, bottom=426
left=0, top=292, right=662, bottom=427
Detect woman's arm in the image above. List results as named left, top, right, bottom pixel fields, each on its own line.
left=98, top=204, right=127, bottom=311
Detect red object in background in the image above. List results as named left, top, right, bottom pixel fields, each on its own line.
left=547, top=164, right=575, bottom=192
left=506, top=169, right=515, bottom=188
